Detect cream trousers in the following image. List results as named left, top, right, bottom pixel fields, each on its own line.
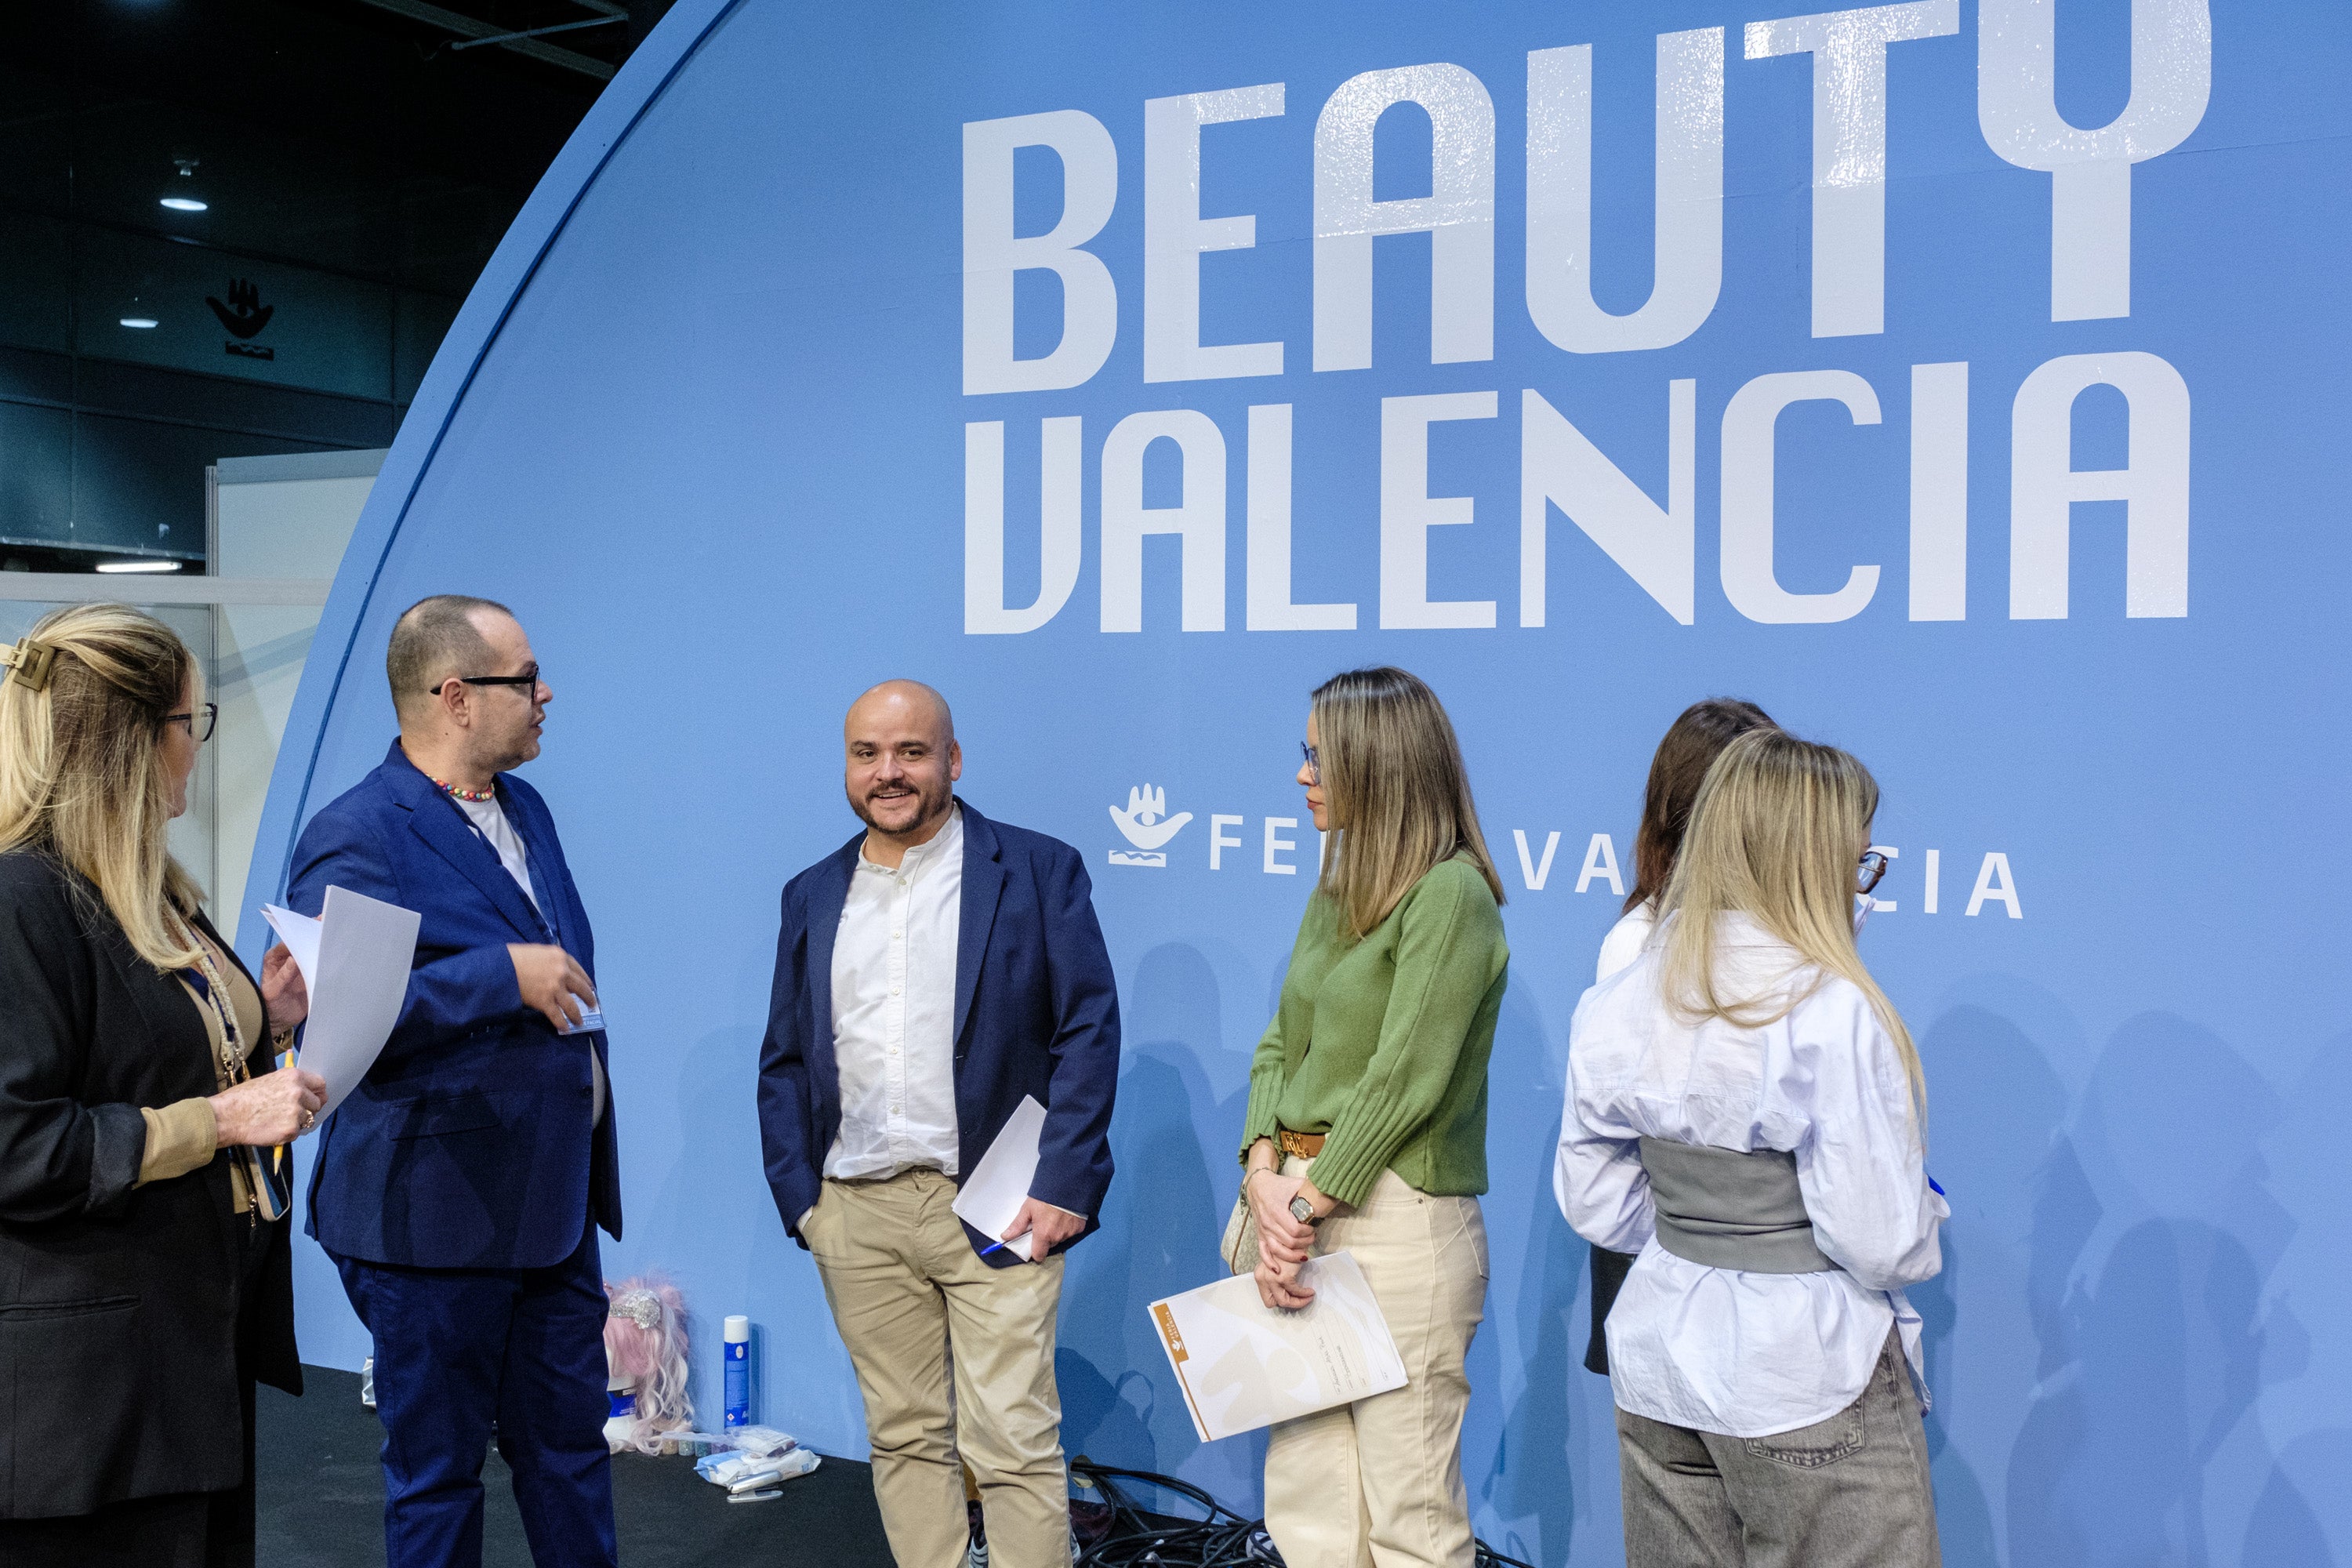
left=1262, top=1159, right=1490, bottom=1568
left=802, top=1169, right=1069, bottom=1568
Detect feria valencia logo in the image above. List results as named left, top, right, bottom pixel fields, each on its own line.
left=1097, top=784, right=2024, bottom=920
left=1109, top=784, right=1192, bottom=867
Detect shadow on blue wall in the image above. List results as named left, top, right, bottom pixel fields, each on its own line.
left=1896, top=993, right=2350, bottom=1567
left=1990, top=1011, right=2315, bottom=1566
left=1474, top=982, right=1593, bottom=1566
left=1915, top=999, right=2071, bottom=1566
left=1484, top=1136, right=1587, bottom=1565
left=631, top=1025, right=768, bottom=1426
left=1061, top=942, right=1268, bottom=1509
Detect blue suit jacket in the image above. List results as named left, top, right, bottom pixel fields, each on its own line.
left=289, top=740, right=622, bottom=1269
left=757, top=800, right=1119, bottom=1265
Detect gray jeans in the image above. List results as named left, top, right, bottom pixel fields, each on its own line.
left=1615, top=1330, right=1940, bottom=1568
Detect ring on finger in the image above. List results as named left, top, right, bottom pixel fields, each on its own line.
left=299, top=1109, right=317, bottom=1132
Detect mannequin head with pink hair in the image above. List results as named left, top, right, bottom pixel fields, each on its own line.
left=604, top=1276, right=692, bottom=1454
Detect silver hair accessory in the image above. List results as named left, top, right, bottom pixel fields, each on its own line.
left=609, top=1288, right=664, bottom=1330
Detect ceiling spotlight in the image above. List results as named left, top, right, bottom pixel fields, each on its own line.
left=119, top=317, right=159, bottom=328
left=96, top=560, right=182, bottom=574
left=162, top=157, right=208, bottom=214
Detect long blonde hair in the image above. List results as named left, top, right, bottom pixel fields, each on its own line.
left=1312, top=666, right=1504, bottom=939
left=0, top=604, right=204, bottom=971
left=1657, top=728, right=1924, bottom=1123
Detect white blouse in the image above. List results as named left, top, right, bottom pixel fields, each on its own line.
left=1555, top=913, right=1946, bottom=1437
left=1595, top=903, right=1654, bottom=985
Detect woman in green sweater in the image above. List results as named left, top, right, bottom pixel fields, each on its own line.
left=1236, top=665, right=1509, bottom=1568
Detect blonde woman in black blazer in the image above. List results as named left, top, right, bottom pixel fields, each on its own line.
left=0, top=605, right=323, bottom=1565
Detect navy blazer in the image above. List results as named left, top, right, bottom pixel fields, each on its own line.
left=289, top=740, right=621, bottom=1269
left=757, top=800, right=1119, bottom=1265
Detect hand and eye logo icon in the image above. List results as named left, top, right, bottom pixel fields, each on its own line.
left=205, top=279, right=274, bottom=340
left=1108, top=785, right=1192, bottom=868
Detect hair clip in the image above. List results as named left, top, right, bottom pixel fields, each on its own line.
left=0, top=639, right=56, bottom=692
left=608, top=1288, right=664, bottom=1330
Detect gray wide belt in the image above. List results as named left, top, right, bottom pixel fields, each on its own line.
left=1639, top=1137, right=1837, bottom=1275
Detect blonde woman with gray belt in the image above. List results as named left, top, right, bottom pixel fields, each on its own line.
left=1236, top=666, right=1508, bottom=1568
left=1558, top=729, right=1947, bottom=1568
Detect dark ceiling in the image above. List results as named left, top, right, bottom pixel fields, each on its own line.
left=0, top=0, right=677, bottom=564
left=3, top=0, right=675, bottom=296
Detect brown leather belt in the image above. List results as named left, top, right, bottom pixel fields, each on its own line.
left=1277, top=1127, right=1327, bottom=1159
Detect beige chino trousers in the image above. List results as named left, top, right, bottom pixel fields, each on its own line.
left=1261, top=1158, right=1490, bottom=1568
left=802, top=1170, right=1070, bottom=1568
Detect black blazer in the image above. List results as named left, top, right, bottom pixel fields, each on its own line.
left=0, top=849, right=299, bottom=1520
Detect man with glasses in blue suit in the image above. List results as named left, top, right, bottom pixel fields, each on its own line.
left=289, top=595, right=619, bottom=1568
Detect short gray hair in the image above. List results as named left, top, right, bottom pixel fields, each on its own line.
left=387, top=594, right=512, bottom=712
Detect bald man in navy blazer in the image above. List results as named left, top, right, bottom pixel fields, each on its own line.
left=291, top=596, right=619, bottom=1568
left=759, top=681, right=1119, bottom=1568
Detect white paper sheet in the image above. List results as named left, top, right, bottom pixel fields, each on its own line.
left=1149, top=1251, right=1406, bottom=1443
left=949, top=1094, right=1047, bottom=1261
left=260, top=902, right=321, bottom=987
left=260, top=886, right=422, bottom=1115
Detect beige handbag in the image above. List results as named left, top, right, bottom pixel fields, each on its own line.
left=1220, top=1189, right=1260, bottom=1277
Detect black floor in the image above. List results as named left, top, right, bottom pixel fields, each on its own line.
left=257, top=1367, right=895, bottom=1567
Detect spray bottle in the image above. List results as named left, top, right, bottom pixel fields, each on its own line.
left=723, top=1315, right=751, bottom=1431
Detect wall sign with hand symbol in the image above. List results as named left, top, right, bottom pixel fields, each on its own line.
left=206, top=278, right=277, bottom=360
left=1108, top=784, right=1192, bottom=868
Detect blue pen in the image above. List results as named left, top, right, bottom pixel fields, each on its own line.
left=979, top=1240, right=1010, bottom=1258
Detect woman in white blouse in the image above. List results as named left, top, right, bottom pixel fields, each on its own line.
left=1581, top=698, right=1774, bottom=1379
left=1557, top=728, right=1947, bottom=1568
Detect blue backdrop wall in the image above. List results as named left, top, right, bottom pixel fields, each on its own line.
left=245, top=2, right=2350, bottom=1563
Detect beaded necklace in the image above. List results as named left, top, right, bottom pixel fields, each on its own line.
left=172, top=910, right=276, bottom=1226
left=433, top=775, right=496, bottom=803
left=173, top=911, right=249, bottom=1091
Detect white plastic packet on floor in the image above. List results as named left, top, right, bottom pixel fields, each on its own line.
left=716, top=1425, right=799, bottom=1460
left=695, top=1446, right=819, bottom=1492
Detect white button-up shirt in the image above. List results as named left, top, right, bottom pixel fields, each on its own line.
left=1556, top=913, right=1946, bottom=1438
left=824, top=807, right=964, bottom=1181
left=1595, top=902, right=1656, bottom=985
left=453, top=793, right=604, bottom=1127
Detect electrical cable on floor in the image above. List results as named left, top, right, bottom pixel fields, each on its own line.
left=1066, top=1459, right=1536, bottom=1568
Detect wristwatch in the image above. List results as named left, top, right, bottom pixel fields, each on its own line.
left=1289, top=1195, right=1322, bottom=1228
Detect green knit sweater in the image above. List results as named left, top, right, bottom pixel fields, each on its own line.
left=1239, top=856, right=1509, bottom=1207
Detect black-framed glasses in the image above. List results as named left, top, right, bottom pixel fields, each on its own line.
left=1857, top=851, right=1889, bottom=896
left=430, top=663, right=541, bottom=697
left=165, top=702, right=217, bottom=744
left=1299, top=741, right=1320, bottom=786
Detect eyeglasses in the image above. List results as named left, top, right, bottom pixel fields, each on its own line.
left=165, top=702, right=217, bottom=744
left=1857, top=851, right=1889, bottom=896
left=1299, top=741, right=1320, bottom=786
left=430, top=663, right=541, bottom=697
